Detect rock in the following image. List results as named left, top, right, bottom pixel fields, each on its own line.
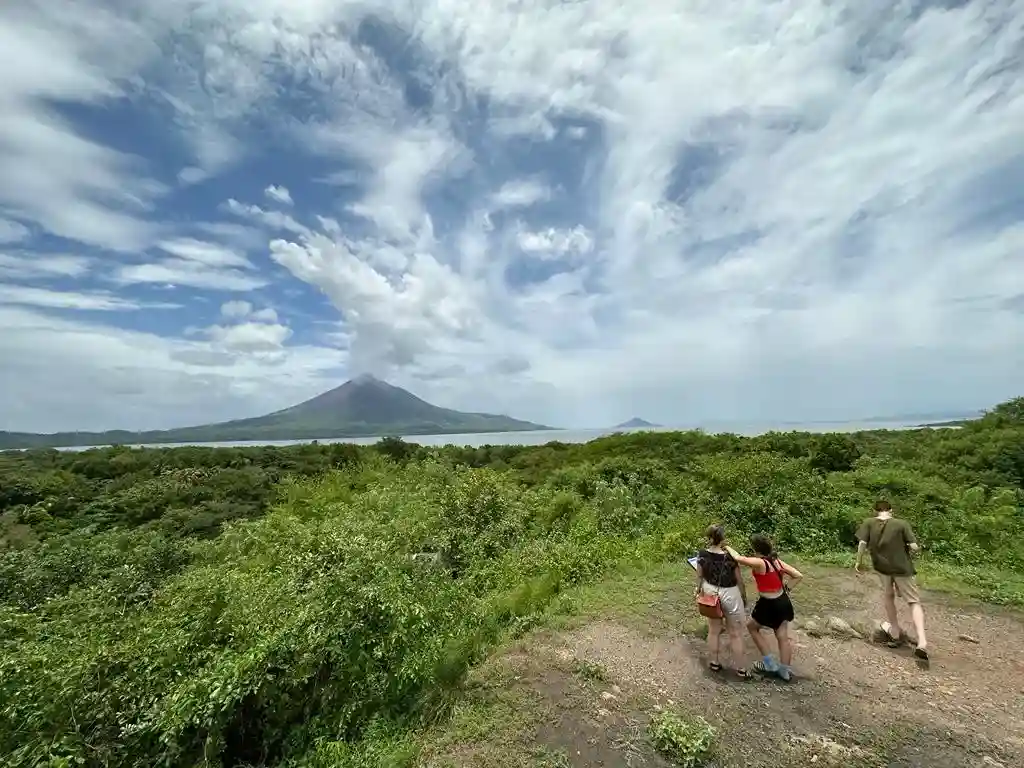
left=803, top=619, right=824, bottom=637
left=982, top=757, right=1005, bottom=767
left=958, top=634, right=981, bottom=644
left=600, top=691, right=617, bottom=701
left=826, top=617, right=863, bottom=639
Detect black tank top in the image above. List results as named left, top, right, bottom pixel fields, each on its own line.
left=698, top=549, right=738, bottom=587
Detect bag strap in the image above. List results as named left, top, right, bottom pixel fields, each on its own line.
left=762, top=557, right=787, bottom=591
left=773, top=558, right=789, bottom=593
left=872, top=517, right=890, bottom=549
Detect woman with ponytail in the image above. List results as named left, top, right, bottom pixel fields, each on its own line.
left=725, top=534, right=803, bottom=681
left=696, top=524, right=750, bottom=679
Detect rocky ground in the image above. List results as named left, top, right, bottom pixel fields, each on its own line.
left=415, top=563, right=1024, bottom=767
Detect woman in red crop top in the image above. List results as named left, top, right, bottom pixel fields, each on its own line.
left=725, top=534, right=803, bottom=681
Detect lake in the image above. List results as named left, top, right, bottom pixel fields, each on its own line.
left=56, top=417, right=962, bottom=451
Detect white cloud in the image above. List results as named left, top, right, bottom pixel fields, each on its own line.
left=204, top=320, right=293, bottom=353
left=157, top=238, right=253, bottom=269
left=0, top=218, right=30, bottom=244
left=177, top=167, right=208, bottom=186
left=492, top=179, right=552, bottom=209
left=114, top=260, right=268, bottom=292
left=0, top=284, right=143, bottom=311
left=0, top=305, right=342, bottom=433
left=516, top=226, right=594, bottom=260
left=1, top=0, right=1023, bottom=432
left=264, top=185, right=294, bottom=206
left=269, top=229, right=484, bottom=374
left=219, top=300, right=278, bottom=323
left=310, top=121, right=471, bottom=243
left=224, top=199, right=311, bottom=238
left=0, top=4, right=162, bottom=251
left=0, top=253, right=92, bottom=280
left=250, top=307, right=279, bottom=323
left=220, top=300, right=253, bottom=319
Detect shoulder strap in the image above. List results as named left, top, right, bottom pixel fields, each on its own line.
left=762, top=557, right=787, bottom=590
left=873, top=518, right=889, bottom=545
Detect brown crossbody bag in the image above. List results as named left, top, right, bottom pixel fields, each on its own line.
left=695, top=556, right=726, bottom=619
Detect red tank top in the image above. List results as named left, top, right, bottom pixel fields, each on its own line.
left=753, top=558, right=786, bottom=593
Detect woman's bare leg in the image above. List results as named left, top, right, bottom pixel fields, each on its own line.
left=706, top=618, right=723, bottom=665
left=747, top=618, right=771, bottom=657
left=775, top=622, right=792, bottom=666
left=774, top=622, right=793, bottom=680
left=728, top=619, right=747, bottom=672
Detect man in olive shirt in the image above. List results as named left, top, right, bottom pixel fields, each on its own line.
left=855, top=500, right=929, bottom=661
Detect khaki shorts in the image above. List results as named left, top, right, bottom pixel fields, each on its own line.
left=702, top=583, right=746, bottom=624
left=879, top=574, right=921, bottom=604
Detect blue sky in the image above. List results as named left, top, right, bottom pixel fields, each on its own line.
left=1, top=0, right=1022, bottom=433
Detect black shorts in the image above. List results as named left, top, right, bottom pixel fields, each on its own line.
left=751, top=593, right=794, bottom=630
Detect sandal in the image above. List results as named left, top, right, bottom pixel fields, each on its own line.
left=875, top=623, right=906, bottom=648
left=734, top=669, right=752, bottom=680
left=709, top=662, right=723, bottom=672
left=914, top=646, right=929, bottom=662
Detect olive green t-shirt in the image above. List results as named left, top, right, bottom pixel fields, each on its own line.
left=857, top=516, right=916, bottom=576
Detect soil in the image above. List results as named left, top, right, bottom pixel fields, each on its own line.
left=418, top=566, right=1024, bottom=767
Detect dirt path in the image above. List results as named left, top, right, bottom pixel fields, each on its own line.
left=417, top=564, right=1024, bottom=768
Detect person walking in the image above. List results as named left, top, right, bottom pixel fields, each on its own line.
left=695, top=524, right=751, bottom=679
left=855, top=500, right=929, bottom=661
left=725, top=535, right=803, bottom=681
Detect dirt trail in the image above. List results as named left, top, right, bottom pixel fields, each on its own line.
left=420, top=566, right=1024, bottom=768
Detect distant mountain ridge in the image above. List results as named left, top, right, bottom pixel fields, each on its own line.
left=613, top=417, right=660, bottom=429
left=0, top=375, right=551, bottom=449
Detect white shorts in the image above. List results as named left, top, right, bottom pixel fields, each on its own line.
left=702, top=583, right=745, bottom=624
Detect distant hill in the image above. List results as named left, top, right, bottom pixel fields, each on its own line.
left=613, top=417, right=660, bottom=429
left=862, top=409, right=984, bottom=424
left=0, top=375, right=552, bottom=449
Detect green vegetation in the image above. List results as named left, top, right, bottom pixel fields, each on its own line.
left=648, top=711, right=716, bottom=767
left=1, top=397, right=1022, bottom=767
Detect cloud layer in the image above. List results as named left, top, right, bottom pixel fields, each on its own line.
left=1, top=0, right=1022, bottom=433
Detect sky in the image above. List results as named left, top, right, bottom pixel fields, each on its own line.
left=1, top=0, right=1022, bottom=433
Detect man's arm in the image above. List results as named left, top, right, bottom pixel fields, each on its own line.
left=903, top=522, right=920, bottom=555
left=855, top=540, right=868, bottom=572
left=854, top=520, right=869, bottom=572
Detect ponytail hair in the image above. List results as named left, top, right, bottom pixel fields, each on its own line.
left=750, top=533, right=777, bottom=561
left=706, top=524, right=726, bottom=546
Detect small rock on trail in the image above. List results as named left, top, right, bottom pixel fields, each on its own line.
left=826, top=616, right=862, bottom=639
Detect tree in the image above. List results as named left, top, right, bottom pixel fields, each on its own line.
left=988, top=397, right=1024, bottom=423
left=809, top=434, right=861, bottom=473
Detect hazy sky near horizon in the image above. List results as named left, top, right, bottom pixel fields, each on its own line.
left=1, top=0, right=1022, bottom=433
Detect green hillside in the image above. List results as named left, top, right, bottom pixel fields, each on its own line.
left=0, top=397, right=1021, bottom=766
